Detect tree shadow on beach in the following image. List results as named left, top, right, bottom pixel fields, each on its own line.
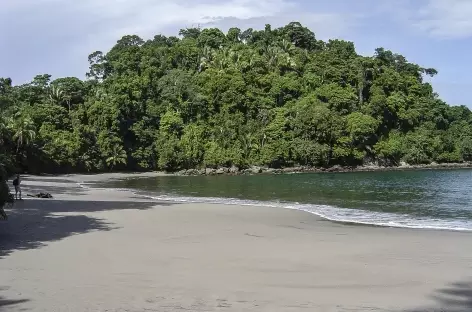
left=0, top=199, right=173, bottom=259
left=406, top=279, right=472, bottom=312
left=0, top=287, right=29, bottom=312
left=0, top=296, right=29, bottom=312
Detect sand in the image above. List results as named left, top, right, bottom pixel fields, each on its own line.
left=1, top=175, right=472, bottom=312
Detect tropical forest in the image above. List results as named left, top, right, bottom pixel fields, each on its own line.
left=1, top=22, right=472, bottom=185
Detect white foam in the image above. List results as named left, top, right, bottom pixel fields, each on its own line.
left=76, top=182, right=89, bottom=189
left=128, top=192, right=472, bottom=232
left=78, top=184, right=139, bottom=193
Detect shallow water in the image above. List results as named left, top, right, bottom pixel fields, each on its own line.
left=98, top=169, right=472, bottom=231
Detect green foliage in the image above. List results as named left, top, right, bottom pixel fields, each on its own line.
left=374, top=131, right=405, bottom=165
left=0, top=168, right=9, bottom=209
left=0, top=22, right=471, bottom=176
left=106, top=144, right=127, bottom=170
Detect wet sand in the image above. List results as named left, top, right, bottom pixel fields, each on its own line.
left=1, top=174, right=472, bottom=311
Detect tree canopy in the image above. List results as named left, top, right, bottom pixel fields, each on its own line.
left=1, top=22, right=471, bottom=179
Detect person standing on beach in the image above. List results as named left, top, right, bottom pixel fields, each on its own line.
left=13, top=174, right=22, bottom=200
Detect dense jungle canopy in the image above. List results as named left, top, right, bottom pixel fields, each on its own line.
left=1, top=22, right=472, bottom=182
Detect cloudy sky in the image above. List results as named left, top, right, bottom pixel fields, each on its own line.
left=1, top=0, right=471, bottom=107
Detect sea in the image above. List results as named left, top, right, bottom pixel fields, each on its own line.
left=94, top=169, right=472, bottom=231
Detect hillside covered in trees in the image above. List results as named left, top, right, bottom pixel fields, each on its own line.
left=1, top=22, right=472, bottom=176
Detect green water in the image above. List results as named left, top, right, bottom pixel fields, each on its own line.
left=102, top=169, right=472, bottom=231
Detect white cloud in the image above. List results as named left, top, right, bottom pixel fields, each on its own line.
left=0, top=0, right=359, bottom=82
left=72, top=0, right=296, bottom=49
left=77, top=0, right=359, bottom=52
left=2, top=0, right=357, bottom=51
left=414, top=0, right=472, bottom=39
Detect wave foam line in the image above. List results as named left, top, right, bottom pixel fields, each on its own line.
left=132, top=192, right=472, bottom=232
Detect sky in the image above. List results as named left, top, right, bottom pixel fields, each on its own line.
left=1, top=0, right=472, bottom=107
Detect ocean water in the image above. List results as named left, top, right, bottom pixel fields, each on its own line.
left=97, top=169, right=472, bottom=231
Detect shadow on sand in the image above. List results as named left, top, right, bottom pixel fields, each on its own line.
left=0, top=287, right=29, bottom=312
left=0, top=198, right=173, bottom=259
left=407, top=279, right=472, bottom=312
left=0, top=296, right=29, bottom=312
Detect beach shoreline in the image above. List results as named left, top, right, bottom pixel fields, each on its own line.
left=1, top=175, right=472, bottom=311
left=11, top=172, right=472, bottom=233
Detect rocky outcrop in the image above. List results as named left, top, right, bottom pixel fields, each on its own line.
left=170, top=162, right=472, bottom=176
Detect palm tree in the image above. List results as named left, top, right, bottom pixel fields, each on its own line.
left=106, top=144, right=127, bottom=170
left=8, top=116, right=36, bottom=151
left=198, top=46, right=215, bottom=72
left=49, top=85, right=64, bottom=105
left=279, top=52, right=297, bottom=69
left=79, top=153, right=94, bottom=172
left=277, top=40, right=297, bottom=70
left=49, top=85, right=77, bottom=112
left=230, top=50, right=242, bottom=71
left=238, top=51, right=258, bottom=72
left=265, top=46, right=279, bottom=69
left=212, top=47, right=233, bottom=71
left=279, top=39, right=295, bottom=54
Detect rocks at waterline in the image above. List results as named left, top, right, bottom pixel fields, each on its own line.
left=173, top=162, right=472, bottom=176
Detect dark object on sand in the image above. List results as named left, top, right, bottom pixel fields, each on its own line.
left=27, top=192, right=53, bottom=199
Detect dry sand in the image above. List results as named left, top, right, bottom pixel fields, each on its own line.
left=1, top=175, right=472, bottom=312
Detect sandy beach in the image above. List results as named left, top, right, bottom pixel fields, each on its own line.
left=1, top=175, right=472, bottom=311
